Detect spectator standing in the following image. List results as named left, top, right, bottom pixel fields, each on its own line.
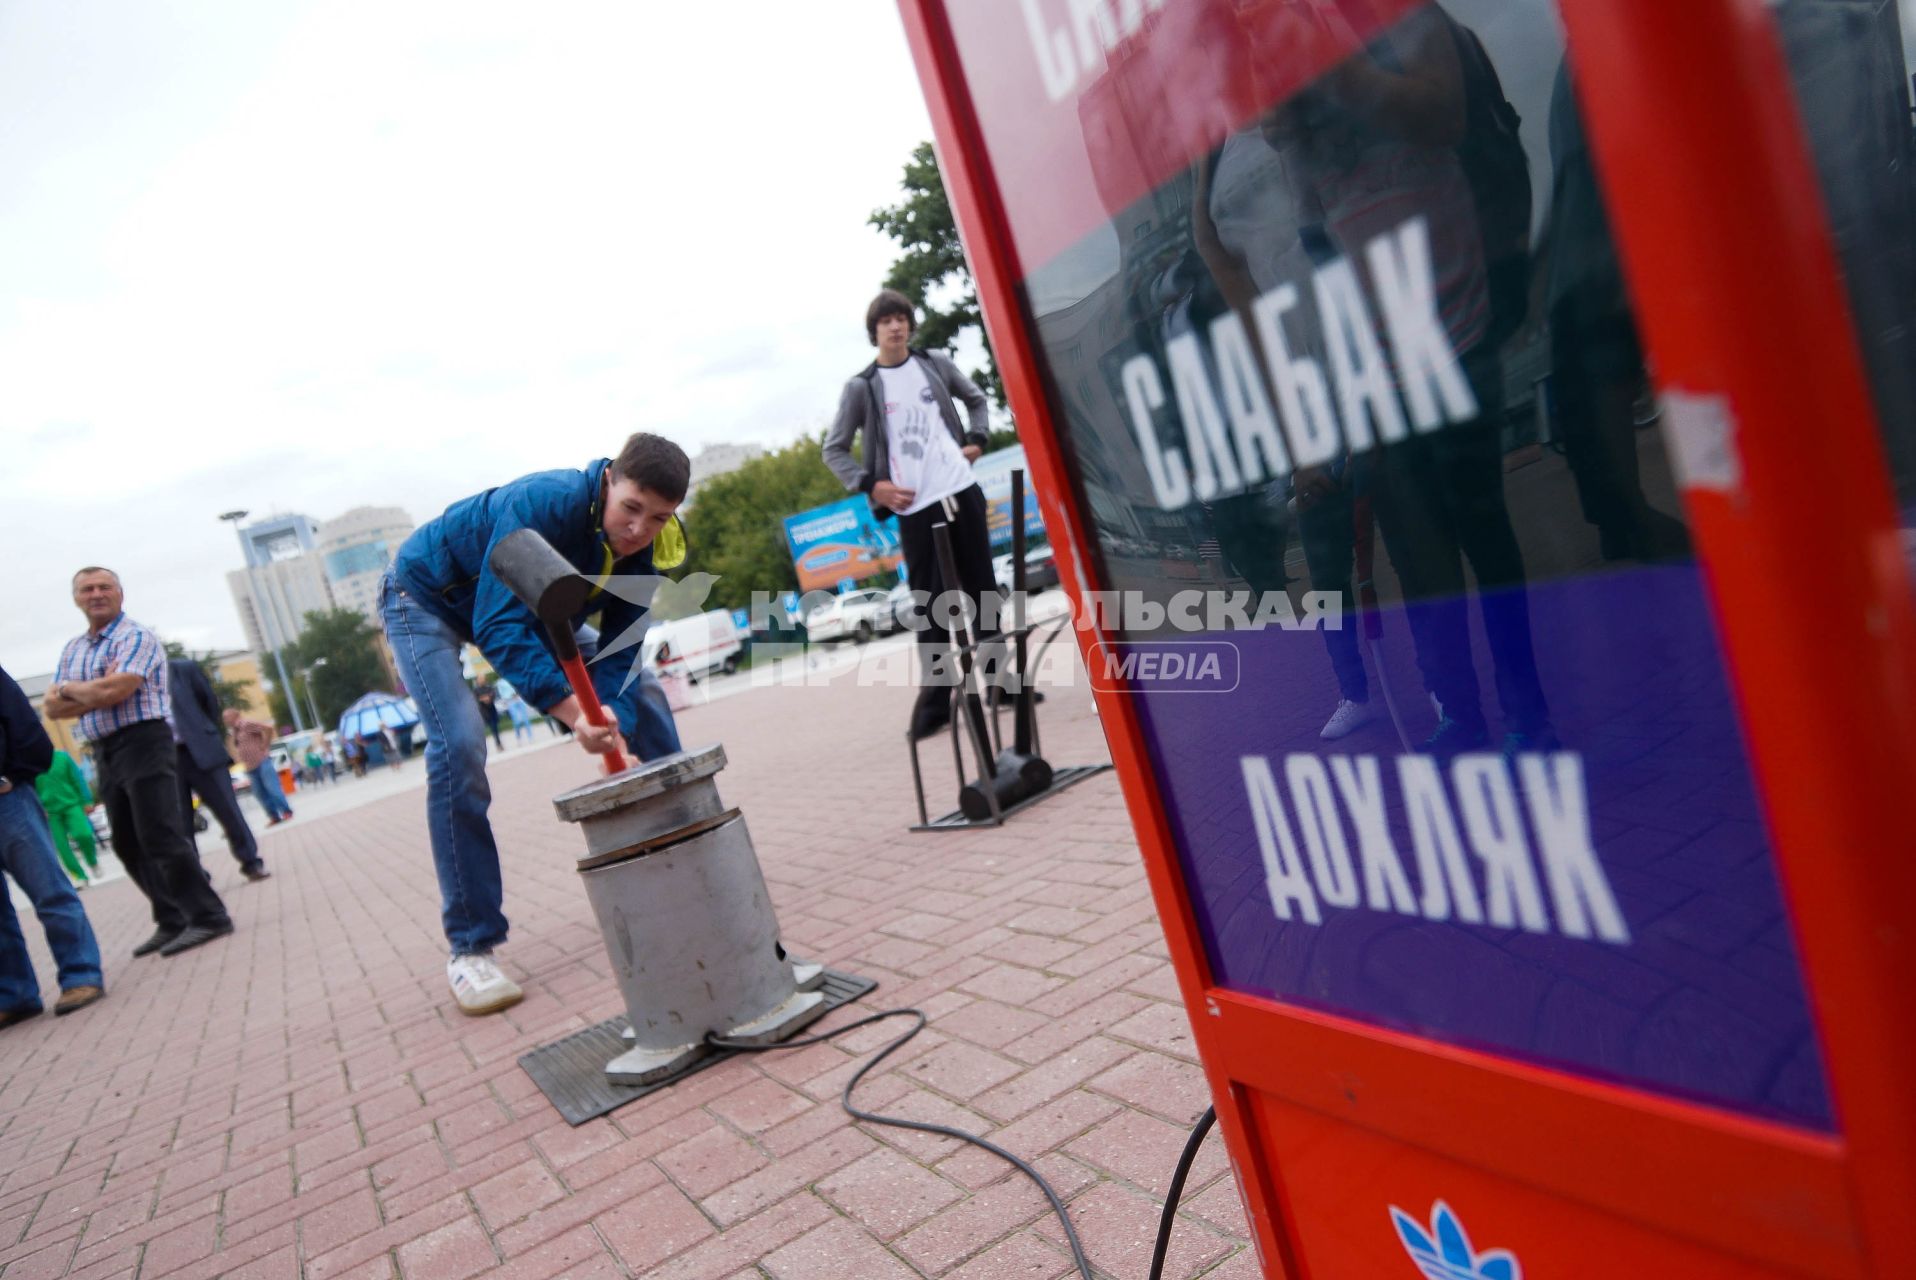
left=44, top=567, right=232, bottom=957
left=1, top=666, right=106, bottom=1025
left=224, top=709, right=294, bottom=825
left=168, top=657, right=267, bottom=880
left=505, top=695, right=533, bottom=744
left=823, top=289, right=998, bottom=739
left=474, top=683, right=504, bottom=751
left=33, top=749, right=99, bottom=888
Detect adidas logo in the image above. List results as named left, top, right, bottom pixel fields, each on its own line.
left=1389, top=1200, right=1520, bottom=1280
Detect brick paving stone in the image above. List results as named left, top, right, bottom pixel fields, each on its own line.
left=135, top=1211, right=219, bottom=1275
left=470, top=1160, right=567, bottom=1231
left=935, top=1093, right=1121, bottom=1191
left=699, top=1126, right=874, bottom=1228
left=226, top=1243, right=301, bottom=1280
left=1185, top=1174, right=1252, bottom=1239
left=973, top=1037, right=1134, bottom=1123
left=592, top=1180, right=715, bottom=1273
left=1032, top=1180, right=1235, bottom=1279
left=901, top=1041, right=1023, bottom=1102
left=394, top=1214, right=498, bottom=1280
left=225, top=1160, right=296, bottom=1222
left=1063, top=1109, right=1230, bottom=1199
left=472, top=1224, right=611, bottom=1280
left=817, top=1147, right=964, bottom=1241
left=299, top=1184, right=383, bottom=1259
left=761, top=1217, right=921, bottom=1280
left=1088, top=1053, right=1213, bottom=1126
left=643, top=1194, right=834, bottom=1280
left=892, top=1169, right=1054, bottom=1273
left=0, top=674, right=1251, bottom=1279
left=655, top=1123, right=768, bottom=1201
left=705, top=1077, right=814, bottom=1137
left=942, top=1232, right=1076, bottom=1280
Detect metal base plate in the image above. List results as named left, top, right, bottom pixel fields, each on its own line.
left=519, top=968, right=878, bottom=1126
left=910, top=763, right=1113, bottom=832
left=603, top=1040, right=707, bottom=1087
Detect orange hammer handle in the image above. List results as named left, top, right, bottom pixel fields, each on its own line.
left=558, top=653, right=628, bottom=774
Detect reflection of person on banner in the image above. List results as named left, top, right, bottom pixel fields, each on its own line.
left=1280, top=2, right=1556, bottom=755
left=1192, top=102, right=1372, bottom=740
left=823, top=289, right=996, bottom=740
left=1546, top=60, right=1688, bottom=563
left=1150, top=250, right=1296, bottom=605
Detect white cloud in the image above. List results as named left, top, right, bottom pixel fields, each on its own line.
left=1, top=0, right=939, bottom=673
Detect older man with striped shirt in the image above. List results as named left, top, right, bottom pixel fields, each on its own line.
left=46, top=567, right=232, bottom=958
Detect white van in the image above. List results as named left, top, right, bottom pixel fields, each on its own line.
left=640, top=610, right=743, bottom=682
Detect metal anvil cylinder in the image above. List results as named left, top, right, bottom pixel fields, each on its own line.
left=552, top=745, right=825, bottom=1084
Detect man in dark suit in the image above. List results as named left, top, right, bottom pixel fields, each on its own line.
left=166, top=657, right=269, bottom=882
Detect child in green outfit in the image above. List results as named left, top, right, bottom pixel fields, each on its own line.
left=33, top=749, right=99, bottom=888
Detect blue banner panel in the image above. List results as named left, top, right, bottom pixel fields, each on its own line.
left=782, top=496, right=904, bottom=593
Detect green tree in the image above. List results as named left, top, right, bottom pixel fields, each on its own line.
left=869, top=141, right=1006, bottom=408
left=277, top=609, right=394, bottom=730
left=680, top=435, right=849, bottom=611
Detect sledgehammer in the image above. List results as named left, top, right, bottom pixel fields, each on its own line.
left=488, top=528, right=629, bottom=774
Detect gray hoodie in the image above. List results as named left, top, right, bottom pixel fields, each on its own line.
left=822, top=349, right=990, bottom=520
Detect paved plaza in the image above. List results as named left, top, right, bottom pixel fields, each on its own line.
left=0, top=648, right=1256, bottom=1279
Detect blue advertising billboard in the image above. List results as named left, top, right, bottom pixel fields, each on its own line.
left=972, top=444, right=1049, bottom=548
left=781, top=496, right=903, bottom=592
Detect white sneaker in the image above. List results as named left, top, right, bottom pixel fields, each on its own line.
left=447, top=953, right=524, bottom=1016
left=1320, top=699, right=1374, bottom=740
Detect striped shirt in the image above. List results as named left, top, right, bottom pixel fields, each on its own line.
left=53, top=613, right=172, bottom=743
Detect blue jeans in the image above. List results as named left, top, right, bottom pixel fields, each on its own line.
left=0, top=786, right=104, bottom=1010
left=380, top=572, right=680, bottom=954
left=248, top=762, right=292, bottom=819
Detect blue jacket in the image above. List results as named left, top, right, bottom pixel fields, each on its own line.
left=393, top=458, right=656, bottom=728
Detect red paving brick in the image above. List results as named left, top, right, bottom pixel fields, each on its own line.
left=0, top=667, right=1252, bottom=1276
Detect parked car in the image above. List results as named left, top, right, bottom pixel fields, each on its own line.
left=807, top=589, right=898, bottom=644
left=888, top=581, right=917, bottom=626
left=994, top=543, right=1060, bottom=593
left=641, top=610, right=745, bottom=680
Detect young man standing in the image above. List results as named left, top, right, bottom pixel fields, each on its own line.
left=46, top=568, right=233, bottom=957
left=822, top=289, right=997, bottom=739
left=383, top=433, right=689, bottom=1015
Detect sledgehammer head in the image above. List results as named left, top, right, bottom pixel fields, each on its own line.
left=489, top=528, right=594, bottom=659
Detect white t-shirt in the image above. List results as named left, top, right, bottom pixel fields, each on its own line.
left=878, top=357, right=975, bottom=515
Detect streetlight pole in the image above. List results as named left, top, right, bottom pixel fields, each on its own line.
left=220, top=509, right=307, bottom=732
left=304, top=658, right=328, bottom=733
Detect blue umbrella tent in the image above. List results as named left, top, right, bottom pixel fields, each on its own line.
left=337, top=692, right=420, bottom=742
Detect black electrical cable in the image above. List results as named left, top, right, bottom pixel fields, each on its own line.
left=1145, top=1104, right=1217, bottom=1280
left=710, top=1007, right=1099, bottom=1278
left=711, top=1007, right=1221, bottom=1280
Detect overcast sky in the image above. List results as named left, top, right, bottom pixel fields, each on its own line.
left=1, top=0, right=940, bottom=675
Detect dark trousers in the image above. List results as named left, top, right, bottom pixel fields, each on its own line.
left=896, top=484, right=1001, bottom=649
left=176, top=745, right=260, bottom=872
left=97, top=721, right=230, bottom=933
left=1371, top=353, right=1550, bottom=736
left=1298, top=489, right=1369, bottom=705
